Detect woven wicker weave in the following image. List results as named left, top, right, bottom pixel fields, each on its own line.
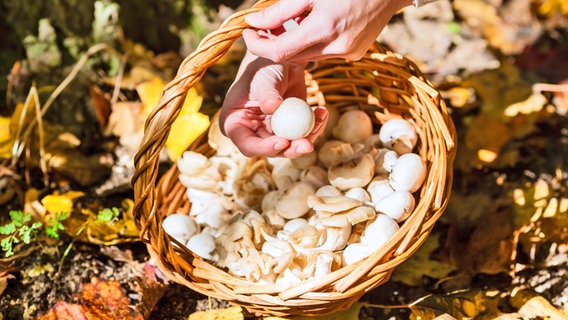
left=132, top=0, right=457, bottom=316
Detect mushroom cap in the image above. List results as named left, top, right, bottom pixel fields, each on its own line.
left=317, top=140, right=355, bottom=168
left=328, top=154, right=375, bottom=190
left=162, top=213, right=198, bottom=244
left=275, top=181, right=315, bottom=219
left=361, top=214, right=399, bottom=250
left=344, top=187, right=371, bottom=203
left=271, top=97, right=315, bottom=140
left=367, top=178, right=395, bottom=207
left=186, top=232, right=217, bottom=260
left=178, top=151, right=209, bottom=176
left=343, top=243, right=372, bottom=265
left=315, top=185, right=343, bottom=197
left=378, top=118, right=417, bottom=154
left=374, top=190, right=415, bottom=222
left=332, top=109, right=373, bottom=144
left=389, top=153, right=427, bottom=192
left=300, top=166, right=329, bottom=189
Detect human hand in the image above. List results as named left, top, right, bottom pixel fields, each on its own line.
left=242, top=0, right=413, bottom=62
left=219, top=51, right=328, bottom=158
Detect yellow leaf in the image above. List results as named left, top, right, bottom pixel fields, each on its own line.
left=0, top=115, right=12, bottom=159
left=41, top=190, right=85, bottom=214
left=166, top=112, right=210, bottom=160
left=504, top=93, right=547, bottom=117
left=136, top=76, right=210, bottom=161
left=188, top=306, right=244, bottom=320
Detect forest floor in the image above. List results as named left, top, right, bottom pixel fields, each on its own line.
left=1, top=0, right=568, bottom=319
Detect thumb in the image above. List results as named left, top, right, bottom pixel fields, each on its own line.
left=245, top=0, right=311, bottom=30
left=250, top=65, right=285, bottom=114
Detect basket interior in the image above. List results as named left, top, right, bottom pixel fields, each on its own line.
left=134, top=42, right=456, bottom=317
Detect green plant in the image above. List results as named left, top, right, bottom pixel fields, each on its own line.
left=0, top=211, right=43, bottom=257
left=45, top=211, right=70, bottom=239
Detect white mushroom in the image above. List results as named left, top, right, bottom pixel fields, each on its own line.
left=291, top=151, right=318, bottom=169
left=361, top=214, right=399, bottom=251
left=307, top=195, right=361, bottom=214
left=367, top=178, right=395, bottom=208
left=270, top=158, right=301, bottom=190
left=389, top=153, right=427, bottom=192
left=162, top=213, right=198, bottom=244
left=261, top=238, right=295, bottom=274
left=300, top=166, right=329, bottom=189
left=283, top=218, right=309, bottom=234
left=186, top=232, right=218, bottom=261
left=318, top=140, right=356, bottom=168
left=315, top=185, right=343, bottom=197
left=328, top=154, right=375, bottom=190
left=289, top=224, right=321, bottom=249
left=374, top=149, right=398, bottom=174
left=313, top=252, right=334, bottom=278
left=271, top=97, right=315, bottom=140
left=343, top=243, right=373, bottom=265
left=316, top=206, right=376, bottom=228
left=177, top=151, right=209, bottom=176
left=262, top=209, right=286, bottom=230
left=193, top=202, right=231, bottom=230
left=275, top=181, right=315, bottom=219
left=317, top=224, right=352, bottom=251
left=332, top=109, right=373, bottom=144
left=261, top=190, right=280, bottom=212
left=378, top=118, right=418, bottom=154
left=374, top=190, right=415, bottom=222
left=344, top=187, right=371, bottom=203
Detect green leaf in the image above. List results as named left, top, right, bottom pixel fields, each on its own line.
left=0, top=223, right=16, bottom=235
left=97, top=207, right=120, bottom=222
left=1, top=237, right=14, bottom=257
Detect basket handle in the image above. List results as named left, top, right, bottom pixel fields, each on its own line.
left=131, top=0, right=277, bottom=237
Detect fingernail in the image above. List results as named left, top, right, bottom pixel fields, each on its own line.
left=297, top=145, right=312, bottom=154
left=275, top=142, right=288, bottom=151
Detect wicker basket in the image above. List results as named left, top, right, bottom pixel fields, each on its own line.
left=132, top=0, right=457, bottom=316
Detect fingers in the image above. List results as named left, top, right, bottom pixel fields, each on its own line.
left=245, top=0, right=312, bottom=30
left=243, top=14, right=330, bottom=62
left=226, top=124, right=291, bottom=157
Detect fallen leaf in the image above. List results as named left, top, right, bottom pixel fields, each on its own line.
left=41, top=190, right=85, bottom=215
left=0, top=116, right=12, bottom=159
left=409, top=290, right=501, bottom=320
left=391, top=233, right=456, bottom=286
left=37, top=277, right=144, bottom=320
left=0, top=267, right=17, bottom=296
left=136, top=75, right=210, bottom=161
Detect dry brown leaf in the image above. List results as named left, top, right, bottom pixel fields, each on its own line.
left=37, top=277, right=144, bottom=320
left=409, top=290, right=501, bottom=320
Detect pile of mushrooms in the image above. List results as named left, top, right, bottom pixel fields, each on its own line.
left=162, top=107, right=427, bottom=284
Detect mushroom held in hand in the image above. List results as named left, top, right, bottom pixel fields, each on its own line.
left=271, top=97, right=315, bottom=140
